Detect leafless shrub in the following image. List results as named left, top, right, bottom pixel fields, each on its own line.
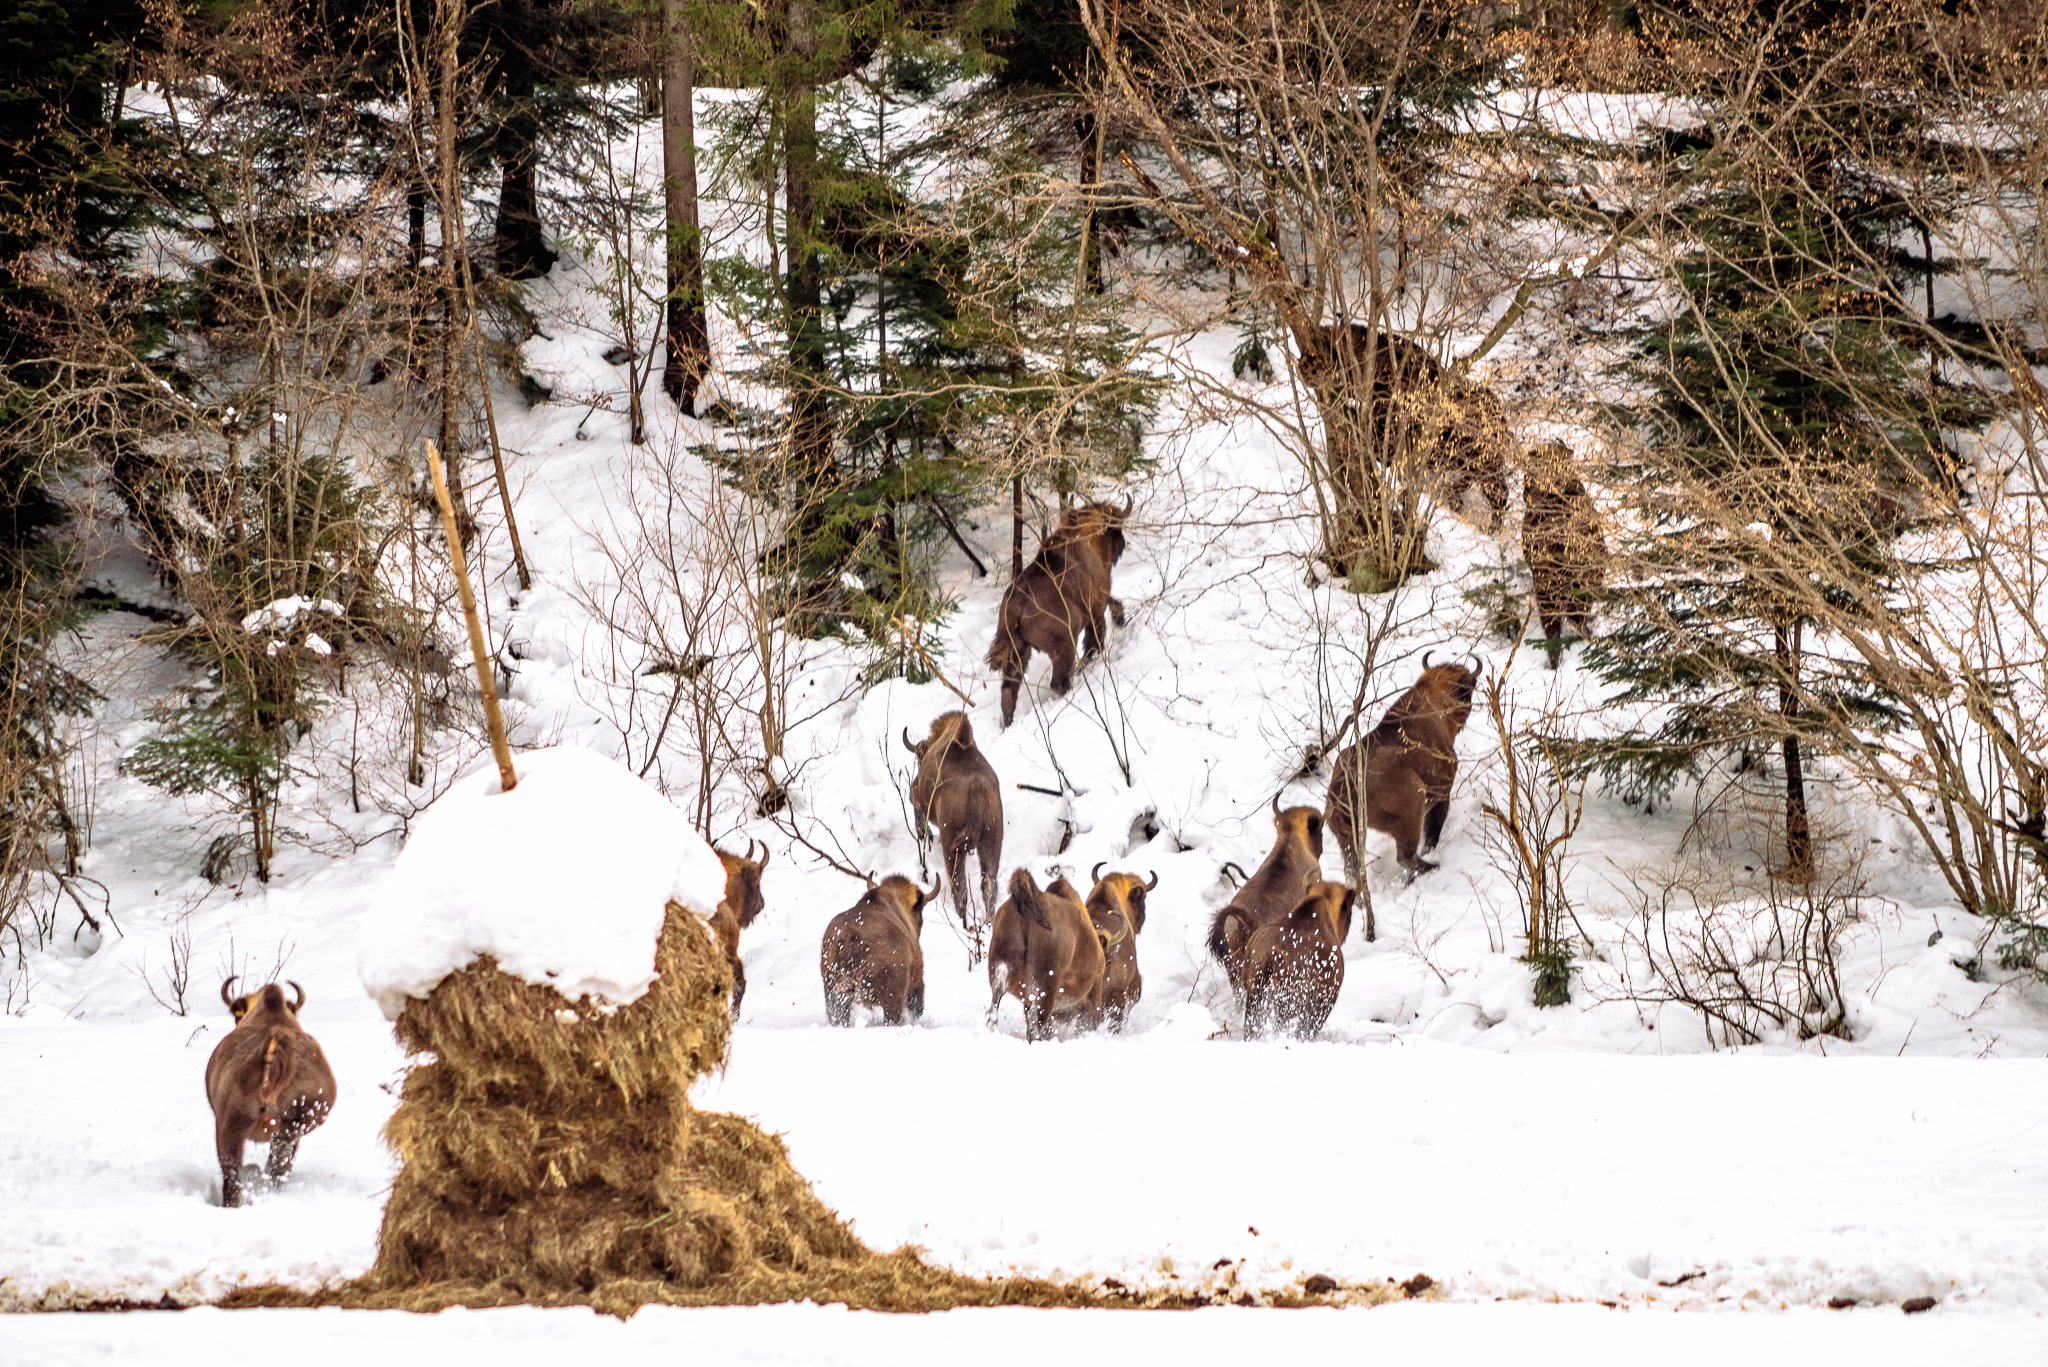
left=1620, top=866, right=1865, bottom=1047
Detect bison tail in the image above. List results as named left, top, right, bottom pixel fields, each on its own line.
left=986, top=615, right=1023, bottom=674
left=257, top=1034, right=291, bottom=1104
left=1206, top=906, right=1251, bottom=968
left=1007, top=868, right=1051, bottom=929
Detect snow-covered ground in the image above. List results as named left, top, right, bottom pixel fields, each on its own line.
left=4, top=87, right=2045, bottom=1357
left=8, top=1301, right=2043, bottom=1367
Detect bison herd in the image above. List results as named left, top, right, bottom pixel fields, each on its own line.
left=204, top=356, right=1605, bottom=1204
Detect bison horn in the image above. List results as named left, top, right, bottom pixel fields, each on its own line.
left=1117, top=494, right=1133, bottom=518
left=1271, top=790, right=1283, bottom=816
left=747, top=837, right=764, bottom=865
left=1421, top=649, right=1436, bottom=670
left=1467, top=651, right=1484, bottom=676
left=1091, top=860, right=1108, bottom=884
left=920, top=880, right=943, bottom=907
left=289, top=980, right=306, bottom=1012
left=901, top=726, right=919, bottom=754
left=1144, top=869, right=1160, bottom=891
left=756, top=843, right=770, bottom=872
left=219, top=976, right=240, bottom=1010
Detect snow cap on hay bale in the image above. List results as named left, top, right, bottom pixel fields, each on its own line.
left=352, top=745, right=1061, bottom=1314
left=360, top=744, right=728, bottom=1019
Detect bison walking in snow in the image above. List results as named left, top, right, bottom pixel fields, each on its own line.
left=1522, top=441, right=1607, bottom=668
left=205, top=978, right=337, bottom=1207
left=820, top=875, right=934, bottom=1027
left=1218, top=879, right=1356, bottom=1039
left=1326, top=654, right=1480, bottom=935
left=987, top=868, right=1111, bottom=1041
left=987, top=498, right=1132, bottom=727
left=712, top=840, right=770, bottom=1019
left=903, top=712, right=1004, bottom=946
left=1084, top=863, right=1155, bottom=1031
left=1206, top=798, right=1327, bottom=1004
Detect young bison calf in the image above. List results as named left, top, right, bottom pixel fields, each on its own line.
left=1219, top=880, right=1356, bottom=1039
left=820, top=875, right=934, bottom=1026
left=205, top=978, right=337, bottom=1208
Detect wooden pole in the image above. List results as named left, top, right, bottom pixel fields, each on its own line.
left=425, top=439, right=518, bottom=793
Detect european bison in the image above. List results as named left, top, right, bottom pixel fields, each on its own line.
left=205, top=978, right=337, bottom=1208
left=820, top=875, right=934, bottom=1027
left=1306, top=323, right=1514, bottom=534
left=987, top=498, right=1131, bottom=726
left=712, top=840, right=770, bottom=1019
left=988, top=868, right=1110, bottom=1041
left=903, top=712, right=1003, bottom=943
left=1218, top=880, right=1356, bottom=1039
left=1205, top=798, right=1327, bottom=1004
left=1085, top=863, right=1156, bottom=1031
left=1522, top=440, right=1607, bottom=669
left=1326, top=654, right=1481, bottom=930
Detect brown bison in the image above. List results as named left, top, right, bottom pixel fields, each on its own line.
left=1205, top=798, right=1327, bottom=1004
left=712, top=840, right=770, bottom=1019
left=205, top=978, right=337, bottom=1208
left=1522, top=440, right=1608, bottom=669
left=987, top=868, right=1111, bottom=1041
left=820, top=875, right=935, bottom=1026
left=1217, top=880, right=1356, bottom=1039
left=1326, top=654, right=1481, bottom=931
left=987, top=498, right=1131, bottom=727
left=1306, top=323, right=1513, bottom=534
left=1084, top=863, right=1156, bottom=1031
left=902, top=712, right=1004, bottom=941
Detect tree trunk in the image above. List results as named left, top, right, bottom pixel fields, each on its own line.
left=493, top=111, right=555, bottom=280
left=1012, top=474, right=1024, bottom=577
left=1076, top=109, right=1103, bottom=294
left=433, top=0, right=468, bottom=534
left=661, top=0, right=709, bottom=414
left=1777, top=617, right=1813, bottom=878
left=783, top=0, right=829, bottom=482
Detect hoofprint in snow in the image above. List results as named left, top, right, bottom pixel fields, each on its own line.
left=3, top=86, right=2044, bottom=1346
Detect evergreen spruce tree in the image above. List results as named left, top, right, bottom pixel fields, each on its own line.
left=1577, top=14, right=1990, bottom=875
left=706, top=28, right=1153, bottom=677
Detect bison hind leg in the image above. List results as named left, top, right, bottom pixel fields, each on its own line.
left=1108, top=596, right=1126, bottom=628
left=1422, top=799, right=1450, bottom=854
left=264, top=1128, right=301, bottom=1183
left=1048, top=647, right=1075, bottom=695
left=1541, top=612, right=1564, bottom=670
left=824, top=989, right=854, bottom=1028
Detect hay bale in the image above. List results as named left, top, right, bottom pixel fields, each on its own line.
left=345, top=902, right=1073, bottom=1312
left=329, top=747, right=1084, bottom=1315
